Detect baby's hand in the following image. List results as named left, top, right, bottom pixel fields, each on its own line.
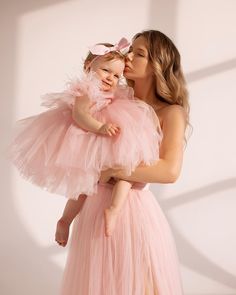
left=98, top=123, right=120, bottom=136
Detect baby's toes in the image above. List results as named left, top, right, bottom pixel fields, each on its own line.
left=56, top=237, right=67, bottom=247
left=59, top=240, right=67, bottom=247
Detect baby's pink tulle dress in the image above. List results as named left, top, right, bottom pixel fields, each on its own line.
left=8, top=74, right=162, bottom=199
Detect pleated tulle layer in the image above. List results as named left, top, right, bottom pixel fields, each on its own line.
left=8, top=89, right=162, bottom=199
left=60, top=183, right=183, bottom=295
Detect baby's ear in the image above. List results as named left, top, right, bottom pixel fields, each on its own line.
left=85, top=66, right=90, bottom=73
left=84, top=61, right=90, bottom=73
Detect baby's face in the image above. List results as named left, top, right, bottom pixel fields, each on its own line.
left=90, top=58, right=125, bottom=91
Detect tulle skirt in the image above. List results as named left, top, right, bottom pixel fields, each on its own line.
left=8, top=97, right=161, bottom=199
left=59, top=182, right=183, bottom=295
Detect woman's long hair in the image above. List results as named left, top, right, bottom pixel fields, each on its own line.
left=132, top=30, right=191, bottom=138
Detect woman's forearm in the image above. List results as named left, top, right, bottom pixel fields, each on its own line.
left=110, top=105, right=186, bottom=184
left=116, top=158, right=182, bottom=184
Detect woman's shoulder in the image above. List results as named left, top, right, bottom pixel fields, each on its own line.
left=155, top=104, right=187, bottom=127
left=155, top=103, right=185, bottom=115
left=157, top=103, right=185, bottom=113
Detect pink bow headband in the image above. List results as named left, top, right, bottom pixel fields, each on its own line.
left=88, top=37, right=130, bottom=56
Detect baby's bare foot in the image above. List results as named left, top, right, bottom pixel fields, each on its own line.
left=55, top=218, right=70, bottom=247
left=104, top=207, right=119, bottom=237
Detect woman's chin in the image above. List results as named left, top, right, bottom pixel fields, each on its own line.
left=123, top=73, right=134, bottom=80
left=124, top=70, right=134, bottom=79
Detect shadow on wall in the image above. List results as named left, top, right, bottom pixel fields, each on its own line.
left=0, top=1, right=72, bottom=294
left=2, top=0, right=236, bottom=294
left=160, top=178, right=236, bottom=290
left=150, top=0, right=236, bottom=292
left=149, top=0, right=177, bottom=39
left=186, top=58, right=236, bottom=83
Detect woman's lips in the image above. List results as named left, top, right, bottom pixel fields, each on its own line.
left=124, top=65, right=131, bottom=71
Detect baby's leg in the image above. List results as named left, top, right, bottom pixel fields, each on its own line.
left=104, top=180, right=132, bottom=237
left=55, top=194, right=87, bottom=247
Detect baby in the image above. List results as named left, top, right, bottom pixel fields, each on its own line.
left=8, top=38, right=161, bottom=243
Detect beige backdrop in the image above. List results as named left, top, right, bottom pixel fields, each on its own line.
left=1, top=0, right=236, bottom=294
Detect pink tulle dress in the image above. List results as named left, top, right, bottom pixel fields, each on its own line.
left=59, top=182, right=184, bottom=295
left=8, top=74, right=162, bottom=199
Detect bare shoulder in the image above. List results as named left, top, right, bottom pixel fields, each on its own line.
left=157, top=104, right=187, bottom=128
left=158, top=104, right=186, bottom=116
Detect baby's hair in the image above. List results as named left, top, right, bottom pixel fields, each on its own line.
left=83, top=43, right=125, bottom=71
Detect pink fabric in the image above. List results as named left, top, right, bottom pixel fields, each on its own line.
left=59, top=182, right=184, bottom=295
left=89, top=37, right=130, bottom=55
left=8, top=74, right=162, bottom=199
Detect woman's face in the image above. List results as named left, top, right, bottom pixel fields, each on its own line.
left=124, top=36, right=153, bottom=81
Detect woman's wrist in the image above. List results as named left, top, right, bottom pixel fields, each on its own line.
left=112, top=169, right=127, bottom=180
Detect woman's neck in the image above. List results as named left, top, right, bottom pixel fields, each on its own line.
left=133, top=79, right=169, bottom=112
left=133, top=79, right=158, bottom=106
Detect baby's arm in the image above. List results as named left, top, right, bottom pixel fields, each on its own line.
left=72, top=95, right=119, bottom=136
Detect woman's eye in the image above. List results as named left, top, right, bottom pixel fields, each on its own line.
left=133, top=51, right=145, bottom=57
left=136, top=52, right=144, bottom=57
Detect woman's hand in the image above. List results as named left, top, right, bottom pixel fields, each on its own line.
left=99, top=168, right=115, bottom=183
left=99, top=168, right=125, bottom=183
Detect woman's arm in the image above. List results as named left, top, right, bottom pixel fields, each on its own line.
left=103, top=105, right=187, bottom=184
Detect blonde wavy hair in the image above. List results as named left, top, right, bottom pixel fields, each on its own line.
left=132, top=30, right=191, bottom=136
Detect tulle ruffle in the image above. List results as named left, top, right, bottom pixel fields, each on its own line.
left=8, top=76, right=162, bottom=199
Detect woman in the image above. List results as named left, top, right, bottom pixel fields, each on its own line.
left=59, top=30, right=189, bottom=295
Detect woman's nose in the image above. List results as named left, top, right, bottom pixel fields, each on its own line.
left=126, top=52, right=133, bottom=61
